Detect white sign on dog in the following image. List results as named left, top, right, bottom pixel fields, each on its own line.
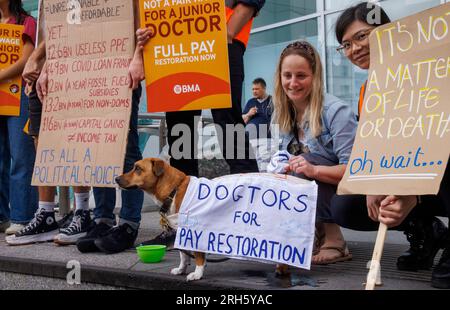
left=175, top=173, right=318, bottom=269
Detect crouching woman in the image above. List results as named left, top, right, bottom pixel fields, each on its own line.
left=272, top=41, right=357, bottom=265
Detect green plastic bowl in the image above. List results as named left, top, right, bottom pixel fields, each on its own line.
left=136, top=245, right=167, bottom=263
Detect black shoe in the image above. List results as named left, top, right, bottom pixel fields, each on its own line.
left=139, top=228, right=176, bottom=249
left=397, top=217, right=448, bottom=271
left=94, top=223, right=138, bottom=254
left=76, top=221, right=112, bottom=253
left=431, top=245, right=450, bottom=289
left=5, top=208, right=59, bottom=245
left=54, top=210, right=92, bottom=245
left=57, top=211, right=74, bottom=229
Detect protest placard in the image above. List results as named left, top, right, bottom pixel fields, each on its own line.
left=175, top=173, right=318, bottom=269
left=32, top=0, right=134, bottom=187
left=140, top=0, right=231, bottom=112
left=0, top=24, right=23, bottom=116
left=338, top=3, right=450, bottom=195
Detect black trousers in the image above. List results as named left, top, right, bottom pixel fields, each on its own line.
left=331, top=160, right=450, bottom=231
left=166, top=41, right=259, bottom=176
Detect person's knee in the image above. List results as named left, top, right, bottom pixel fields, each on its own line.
left=330, top=195, right=353, bottom=227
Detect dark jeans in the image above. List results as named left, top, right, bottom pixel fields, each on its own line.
left=166, top=41, right=259, bottom=176
left=331, top=160, right=450, bottom=231
left=0, top=87, right=38, bottom=224
left=93, top=86, right=144, bottom=224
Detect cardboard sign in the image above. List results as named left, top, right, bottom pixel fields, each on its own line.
left=175, top=173, right=318, bottom=269
left=338, top=3, right=450, bottom=195
left=0, top=24, right=23, bottom=116
left=140, top=0, right=231, bottom=112
left=32, top=0, right=134, bottom=187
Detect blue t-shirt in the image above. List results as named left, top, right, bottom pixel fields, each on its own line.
left=243, top=96, right=272, bottom=139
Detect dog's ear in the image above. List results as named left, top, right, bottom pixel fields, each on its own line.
left=152, top=158, right=165, bottom=177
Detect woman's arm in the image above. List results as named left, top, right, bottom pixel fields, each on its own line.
left=287, top=155, right=346, bottom=185
left=313, top=163, right=346, bottom=185
left=0, top=39, right=34, bottom=82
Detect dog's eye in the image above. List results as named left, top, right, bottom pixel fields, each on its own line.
left=135, top=166, right=142, bottom=175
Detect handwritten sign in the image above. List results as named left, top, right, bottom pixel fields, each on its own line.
left=175, top=173, right=318, bottom=269
left=32, top=0, right=134, bottom=187
left=0, top=24, right=23, bottom=116
left=140, top=0, right=231, bottom=112
left=338, top=3, right=450, bottom=195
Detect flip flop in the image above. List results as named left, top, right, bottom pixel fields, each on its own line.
left=312, top=243, right=352, bottom=265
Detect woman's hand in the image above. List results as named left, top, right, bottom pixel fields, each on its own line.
left=378, top=195, right=418, bottom=228
left=287, top=155, right=317, bottom=179
left=36, top=64, right=48, bottom=102
left=366, top=195, right=385, bottom=222
left=136, top=28, right=153, bottom=50
left=128, top=51, right=145, bottom=90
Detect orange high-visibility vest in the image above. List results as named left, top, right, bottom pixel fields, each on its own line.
left=226, top=6, right=253, bottom=47
left=358, top=81, right=367, bottom=116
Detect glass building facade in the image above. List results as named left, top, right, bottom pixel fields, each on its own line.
left=21, top=0, right=447, bottom=112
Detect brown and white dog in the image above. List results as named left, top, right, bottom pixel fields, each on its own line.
left=115, top=157, right=289, bottom=281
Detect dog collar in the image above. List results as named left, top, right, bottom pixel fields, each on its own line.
left=159, top=189, right=177, bottom=215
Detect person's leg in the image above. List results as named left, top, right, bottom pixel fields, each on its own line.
left=331, top=194, right=379, bottom=231
left=211, top=42, right=258, bottom=174
left=289, top=153, right=350, bottom=264
left=118, top=85, right=144, bottom=226
left=5, top=130, right=58, bottom=245
left=166, top=110, right=201, bottom=177
left=94, top=86, right=143, bottom=254
left=7, top=89, right=38, bottom=225
left=0, top=117, right=11, bottom=225
left=431, top=161, right=450, bottom=289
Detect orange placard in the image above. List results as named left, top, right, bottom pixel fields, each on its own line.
left=0, top=24, right=23, bottom=116
left=140, top=0, right=231, bottom=112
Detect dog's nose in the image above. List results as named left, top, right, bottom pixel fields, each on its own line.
left=115, top=176, right=121, bottom=184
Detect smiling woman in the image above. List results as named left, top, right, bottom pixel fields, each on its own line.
left=271, top=40, right=357, bottom=266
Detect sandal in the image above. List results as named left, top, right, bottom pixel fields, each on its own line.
left=313, top=225, right=325, bottom=255
left=312, top=242, right=352, bottom=265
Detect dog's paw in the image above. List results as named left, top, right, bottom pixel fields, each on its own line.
left=186, top=270, right=203, bottom=281
left=171, top=267, right=187, bottom=275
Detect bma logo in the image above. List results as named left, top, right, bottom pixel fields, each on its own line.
left=173, top=84, right=201, bottom=95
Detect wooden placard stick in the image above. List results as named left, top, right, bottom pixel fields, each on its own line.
left=365, top=223, right=388, bottom=290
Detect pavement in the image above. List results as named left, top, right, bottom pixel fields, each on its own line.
left=0, top=210, right=447, bottom=290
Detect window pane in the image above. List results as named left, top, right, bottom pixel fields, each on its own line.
left=244, top=19, right=319, bottom=104
left=249, top=19, right=318, bottom=48
left=325, top=0, right=359, bottom=11
left=253, top=0, right=316, bottom=28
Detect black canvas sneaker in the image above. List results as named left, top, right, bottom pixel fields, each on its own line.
left=6, top=208, right=59, bottom=245
left=54, top=210, right=91, bottom=245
